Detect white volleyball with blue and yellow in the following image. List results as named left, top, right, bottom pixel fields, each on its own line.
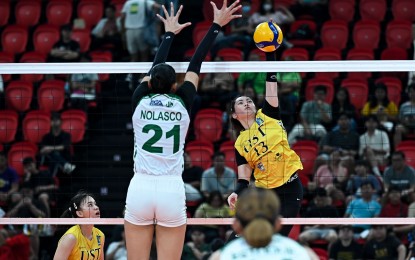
left=253, top=21, right=283, bottom=52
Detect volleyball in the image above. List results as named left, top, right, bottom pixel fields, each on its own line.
left=253, top=21, right=284, bottom=52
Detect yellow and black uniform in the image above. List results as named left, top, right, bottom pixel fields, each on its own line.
left=234, top=100, right=303, bottom=237
left=58, top=225, right=105, bottom=260
left=235, top=107, right=302, bottom=189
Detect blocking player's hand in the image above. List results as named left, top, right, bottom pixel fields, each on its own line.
left=211, top=0, right=242, bottom=27
left=157, top=3, right=191, bottom=35
left=227, top=192, right=238, bottom=210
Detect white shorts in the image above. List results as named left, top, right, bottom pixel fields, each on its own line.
left=124, top=173, right=186, bottom=227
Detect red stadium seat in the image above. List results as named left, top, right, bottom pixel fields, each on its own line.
left=33, top=24, right=60, bottom=55
left=0, top=52, right=14, bottom=82
left=396, top=146, right=415, bottom=169
left=185, top=140, right=214, bottom=170
left=0, top=1, right=10, bottom=27
left=194, top=108, right=223, bottom=143
left=46, top=1, right=73, bottom=26
left=321, top=20, right=349, bottom=50
left=15, top=1, right=41, bottom=27
left=38, top=80, right=66, bottom=112
left=392, top=0, right=415, bottom=22
left=292, top=140, right=318, bottom=176
left=19, top=52, right=46, bottom=83
left=341, top=78, right=369, bottom=109
left=202, top=0, right=223, bottom=21
left=386, top=20, right=413, bottom=49
left=397, top=140, right=415, bottom=150
left=305, top=77, right=334, bottom=103
left=90, top=51, right=113, bottom=81
left=313, top=48, right=341, bottom=79
left=353, top=20, right=380, bottom=49
left=375, top=77, right=402, bottom=105
left=1, top=25, right=28, bottom=55
left=216, top=48, right=243, bottom=61
left=61, top=109, right=87, bottom=143
left=346, top=48, right=374, bottom=79
left=71, top=29, right=91, bottom=53
left=5, top=81, right=33, bottom=112
left=312, top=248, right=329, bottom=260
left=289, top=20, right=317, bottom=48
left=0, top=110, right=18, bottom=143
left=381, top=47, right=408, bottom=60
left=219, top=140, right=237, bottom=172
left=193, top=21, right=212, bottom=46
left=23, top=110, right=51, bottom=144
left=329, top=0, right=355, bottom=22
left=8, top=141, right=38, bottom=177
left=360, top=0, right=387, bottom=22
left=77, top=0, right=104, bottom=28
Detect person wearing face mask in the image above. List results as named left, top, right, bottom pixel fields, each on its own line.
left=249, top=0, right=295, bottom=31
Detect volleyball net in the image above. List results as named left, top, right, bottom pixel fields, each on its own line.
left=0, top=60, right=415, bottom=230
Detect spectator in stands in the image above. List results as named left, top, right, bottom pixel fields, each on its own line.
left=106, top=225, right=127, bottom=260
left=6, top=184, right=48, bottom=218
left=288, top=85, right=331, bottom=145
left=69, top=54, right=99, bottom=111
left=194, top=191, right=231, bottom=218
left=237, top=52, right=266, bottom=105
left=394, top=83, right=415, bottom=149
left=380, top=185, right=408, bottom=218
left=182, top=227, right=210, bottom=260
left=22, top=157, right=57, bottom=218
left=201, top=152, right=236, bottom=200
left=40, top=113, right=75, bottom=176
left=346, top=160, right=382, bottom=199
left=383, top=151, right=415, bottom=200
left=183, top=152, right=204, bottom=202
left=211, top=0, right=254, bottom=60
left=91, top=5, right=122, bottom=55
left=48, top=25, right=81, bottom=63
left=344, top=181, right=382, bottom=235
left=363, top=225, right=406, bottom=260
left=0, top=152, right=19, bottom=206
left=0, top=225, right=30, bottom=260
left=359, top=115, right=390, bottom=177
left=298, top=188, right=339, bottom=246
left=331, top=88, right=356, bottom=130
left=362, top=83, right=399, bottom=132
left=328, top=225, right=363, bottom=260
left=121, top=0, right=160, bottom=62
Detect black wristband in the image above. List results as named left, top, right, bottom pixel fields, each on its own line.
left=235, top=179, right=249, bottom=195
left=265, top=51, right=277, bottom=82
left=146, top=32, right=175, bottom=76
left=187, top=23, right=221, bottom=75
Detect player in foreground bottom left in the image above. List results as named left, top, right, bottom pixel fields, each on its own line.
left=53, top=190, right=105, bottom=260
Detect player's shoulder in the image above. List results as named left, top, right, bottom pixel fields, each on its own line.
left=273, top=235, right=309, bottom=254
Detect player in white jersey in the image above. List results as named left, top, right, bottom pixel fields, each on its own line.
left=210, top=188, right=318, bottom=260
left=124, top=1, right=242, bottom=260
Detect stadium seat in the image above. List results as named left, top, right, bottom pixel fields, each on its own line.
left=312, top=248, right=329, bottom=260
left=346, top=48, right=374, bottom=79
left=313, top=48, right=341, bottom=79
left=281, top=48, right=309, bottom=77
left=219, top=140, right=237, bottom=173
left=77, top=0, right=104, bottom=28
left=292, top=140, right=318, bottom=176
left=353, top=20, right=380, bottom=50
left=15, top=1, right=41, bottom=27
left=5, top=81, right=33, bottom=112
left=19, top=52, right=47, bottom=83
left=329, top=0, right=355, bottom=22
left=216, top=48, right=243, bottom=61
left=1, top=25, right=28, bottom=55
left=305, top=77, right=334, bottom=103
left=185, top=140, right=214, bottom=170
left=23, top=110, right=51, bottom=144
left=360, top=0, right=387, bottom=22
left=381, top=47, right=408, bottom=60
left=321, top=20, right=349, bottom=50
left=386, top=20, right=413, bottom=49
left=194, top=108, right=223, bottom=143
left=46, top=1, right=73, bottom=26
left=71, top=29, right=91, bottom=53
left=397, top=140, right=415, bottom=150
left=396, top=146, right=415, bottom=169
left=0, top=1, right=10, bottom=27
left=340, top=78, right=369, bottom=109
left=38, top=80, right=66, bottom=112
left=61, top=109, right=87, bottom=143
left=392, top=0, right=415, bottom=22
left=8, top=141, right=38, bottom=177
left=202, top=0, right=223, bottom=21
left=90, top=51, right=113, bottom=81
left=193, top=21, right=213, bottom=46
left=33, top=24, right=60, bottom=55
left=184, top=48, right=211, bottom=61
left=289, top=20, right=317, bottom=48
left=0, top=110, right=18, bottom=143
left=375, top=77, right=402, bottom=105
left=0, top=52, right=14, bottom=82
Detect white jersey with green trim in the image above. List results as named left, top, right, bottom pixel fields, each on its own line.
left=132, top=93, right=190, bottom=176
left=220, top=234, right=310, bottom=260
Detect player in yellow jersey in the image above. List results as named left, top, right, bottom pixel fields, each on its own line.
left=53, top=191, right=105, bottom=260
left=227, top=48, right=303, bottom=237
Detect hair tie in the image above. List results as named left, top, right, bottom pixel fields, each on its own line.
left=73, top=203, right=77, bottom=210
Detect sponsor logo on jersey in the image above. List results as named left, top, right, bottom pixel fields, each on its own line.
left=150, top=100, right=164, bottom=106
left=97, top=235, right=101, bottom=246
left=255, top=117, right=264, bottom=126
